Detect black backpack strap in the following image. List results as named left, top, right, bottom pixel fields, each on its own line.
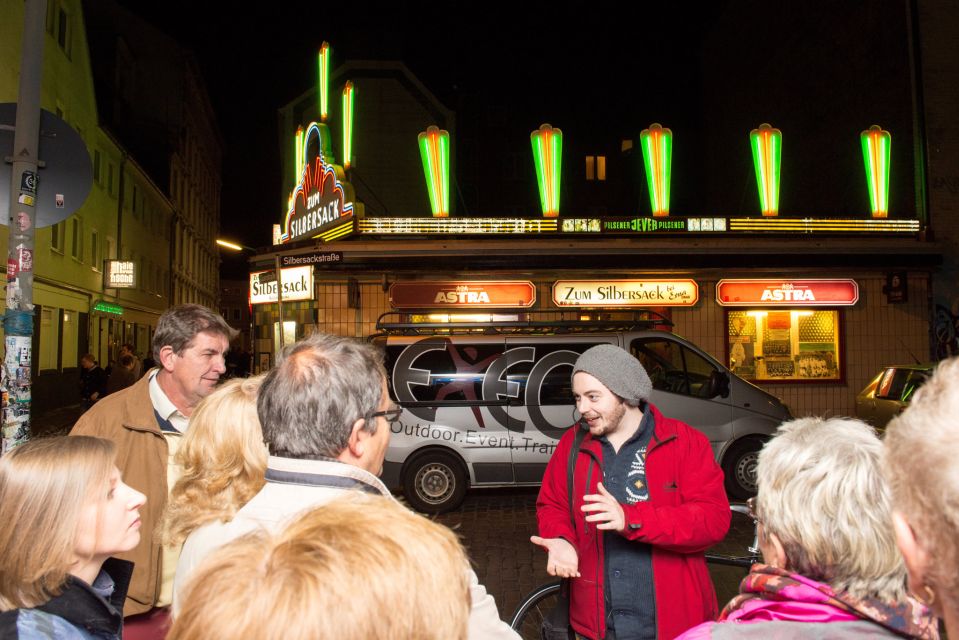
left=567, top=425, right=587, bottom=530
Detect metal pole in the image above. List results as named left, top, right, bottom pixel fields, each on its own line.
left=2, top=0, right=46, bottom=453
left=275, top=254, right=284, bottom=351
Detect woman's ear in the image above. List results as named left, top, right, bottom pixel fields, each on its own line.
left=892, top=511, right=930, bottom=598
left=759, top=524, right=788, bottom=570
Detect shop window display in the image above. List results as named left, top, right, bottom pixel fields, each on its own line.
left=727, top=309, right=841, bottom=382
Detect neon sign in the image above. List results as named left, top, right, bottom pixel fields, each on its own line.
left=861, top=125, right=890, bottom=218
left=281, top=122, right=354, bottom=243
left=318, top=42, right=330, bottom=122
left=531, top=123, right=562, bottom=218
left=640, top=123, right=672, bottom=217
left=418, top=126, right=450, bottom=217
left=342, top=81, right=355, bottom=170
left=750, top=123, right=782, bottom=216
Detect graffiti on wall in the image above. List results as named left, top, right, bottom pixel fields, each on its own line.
left=934, top=304, right=959, bottom=360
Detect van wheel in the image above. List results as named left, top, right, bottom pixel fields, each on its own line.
left=723, top=438, right=765, bottom=500
left=402, top=451, right=468, bottom=514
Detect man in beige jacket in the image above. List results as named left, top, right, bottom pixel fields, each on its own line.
left=71, top=304, right=235, bottom=639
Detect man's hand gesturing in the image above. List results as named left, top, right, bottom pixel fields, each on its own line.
left=530, top=536, right=580, bottom=578
left=581, top=483, right=626, bottom=532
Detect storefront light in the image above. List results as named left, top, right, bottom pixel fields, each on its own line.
left=640, top=123, right=672, bottom=217
left=418, top=126, right=450, bottom=217
left=861, top=125, right=891, bottom=218
left=750, top=123, right=782, bottom=216
left=530, top=123, right=563, bottom=218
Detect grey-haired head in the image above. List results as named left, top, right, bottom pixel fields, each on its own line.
left=571, top=344, right=652, bottom=407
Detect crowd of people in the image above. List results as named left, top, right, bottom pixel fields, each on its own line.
left=0, top=302, right=957, bottom=639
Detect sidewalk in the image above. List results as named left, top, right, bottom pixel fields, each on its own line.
left=30, top=403, right=85, bottom=438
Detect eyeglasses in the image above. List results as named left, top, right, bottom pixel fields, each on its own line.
left=746, top=496, right=760, bottom=523
left=371, top=405, right=403, bottom=423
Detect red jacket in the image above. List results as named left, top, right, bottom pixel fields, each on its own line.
left=537, top=403, right=731, bottom=639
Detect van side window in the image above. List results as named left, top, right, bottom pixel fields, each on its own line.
left=506, top=343, right=589, bottom=405
left=631, top=338, right=718, bottom=398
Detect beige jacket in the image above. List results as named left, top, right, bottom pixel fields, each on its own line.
left=70, top=372, right=167, bottom=616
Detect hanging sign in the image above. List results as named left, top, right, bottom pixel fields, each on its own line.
left=553, top=279, right=699, bottom=307
left=390, top=281, right=536, bottom=308
left=716, top=279, right=859, bottom=306
left=104, top=260, right=136, bottom=288
left=249, top=266, right=314, bottom=304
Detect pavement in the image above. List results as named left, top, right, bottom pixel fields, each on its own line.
left=28, top=402, right=85, bottom=438
left=434, top=487, right=755, bottom=624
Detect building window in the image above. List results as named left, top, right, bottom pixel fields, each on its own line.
left=56, top=7, right=71, bottom=57
left=106, top=236, right=115, bottom=260
left=71, top=218, right=82, bottom=261
left=93, top=150, right=101, bottom=183
left=90, top=229, right=100, bottom=271
left=585, top=156, right=606, bottom=181
left=61, top=310, right=78, bottom=369
left=51, top=221, right=65, bottom=253
left=726, top=309, right=842, bottom=382
left=621, top=139, right=634, bottom=152
left=132, top=185, right=138, bottom=215
left=107, top=164, right=115, bottom=196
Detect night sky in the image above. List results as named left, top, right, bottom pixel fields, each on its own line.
left=115, top=1, right=914, bottom=254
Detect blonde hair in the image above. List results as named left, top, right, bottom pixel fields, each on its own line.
left=756, top=417, right=906, bottom=601
left=168, top=495, right=471, bottom=640
left=884, top=357, right=959, bottom=612
left=162, top=376, right=266, bottom=545
left=0, top=436, right=116, bottom=609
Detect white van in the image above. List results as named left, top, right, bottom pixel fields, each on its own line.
left=372, top=312, right=791, bottom=513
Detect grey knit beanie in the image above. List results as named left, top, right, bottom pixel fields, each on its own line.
left=571, top=344, right=653, bottom=405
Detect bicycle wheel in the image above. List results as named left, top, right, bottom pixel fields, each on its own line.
left=510, top=580, right=563, bottom=639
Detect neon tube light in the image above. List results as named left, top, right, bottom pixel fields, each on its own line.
left=342, top=81, right=355, bottom=170
left=318, top=42, right=330, bottom=122
left=531, top=123, right=563, bottom=218
left=294, top=125, right=304, bottom=181
left=861, top=125, right=891, bottom=218
left=640, top=123, right=672, bottom=217
left=418, top=126, right=450, bottom=217
left=750, top=123, right=782, bottom=216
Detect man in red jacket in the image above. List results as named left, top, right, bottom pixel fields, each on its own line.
left=532, top=344, right=730, bottom=640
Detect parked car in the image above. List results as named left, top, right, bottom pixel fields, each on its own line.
left=855, top=364, right=933, bottom=430
left=371, top=311, right=792, bottom=513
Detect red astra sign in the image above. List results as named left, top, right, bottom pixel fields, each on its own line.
left=390, top=281, right=536, bottom=308
left=716, top=279, right=859, bottom=306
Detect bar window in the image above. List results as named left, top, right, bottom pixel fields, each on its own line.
left=726, top=309, right=842, bottom=382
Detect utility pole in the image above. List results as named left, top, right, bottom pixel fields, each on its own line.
left=2, top=0, right=47, bottom=452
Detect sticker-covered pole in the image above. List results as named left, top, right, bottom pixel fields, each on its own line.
left=2, top=0, right=46, bottom=452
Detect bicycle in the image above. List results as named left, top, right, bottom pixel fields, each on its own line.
left=509, top=504, right=760, bottom=638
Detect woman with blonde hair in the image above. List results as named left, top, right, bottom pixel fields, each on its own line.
left=0, top=436, right=146, bottom=639
left=162, top=375, right=266, bottom=612
left=168, top=495, right=471, bottom=640
left=679, top=417, right=938, bottom=639
left=885, top=356, right=959, bottom=637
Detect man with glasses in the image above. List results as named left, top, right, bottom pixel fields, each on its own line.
left=181, top=332, right=518, bottom=639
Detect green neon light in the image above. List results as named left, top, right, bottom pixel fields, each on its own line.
left=318, top=42, right=330, bottom=122
left=640, top=123, right=673, bottom=217
left=93, top=301, right=124, bottom=315
left=861, top=125, right=891, bottom=218
left=342, top=82, right=355, bottom=169
left=294, top=125, right=304, bottom=181
left=418, top=126, right=450, bottom=217
left=530, top=123, right=563, bottom=217
left=750, top=123, right=782, bottom=216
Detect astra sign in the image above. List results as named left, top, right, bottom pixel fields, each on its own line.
left=716, top=279, right=859, bottom=306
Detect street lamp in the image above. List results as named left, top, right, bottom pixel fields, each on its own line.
left=216, top=238, right=259, bottom=372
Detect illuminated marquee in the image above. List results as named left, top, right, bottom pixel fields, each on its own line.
left=390, top=281, right=536, bottom=308
left=281, top=122, right=354, bottom=244
left=358, top=218, right=557, bottom=234
left=553, top=280, right=699, bottom=307
left=716, top=279, right=859, bottom=306
left=104, top=260, right=136, bottom=289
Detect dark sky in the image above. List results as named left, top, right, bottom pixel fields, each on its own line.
left=115, top=1, right=914, bottom=254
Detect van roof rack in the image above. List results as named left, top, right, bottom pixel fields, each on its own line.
left=374, top=309, right=674, bottom=336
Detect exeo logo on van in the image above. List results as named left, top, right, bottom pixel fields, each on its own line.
left=391, top=338, right=580, bottom=439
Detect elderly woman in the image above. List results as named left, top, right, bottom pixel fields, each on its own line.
left=885, top=356, right=959, bottom=638
left=0, top=436, right=146, bottom=639
left=679, top=417, right=938, bottom=639
left=160, top=375, right=266, bottom=614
